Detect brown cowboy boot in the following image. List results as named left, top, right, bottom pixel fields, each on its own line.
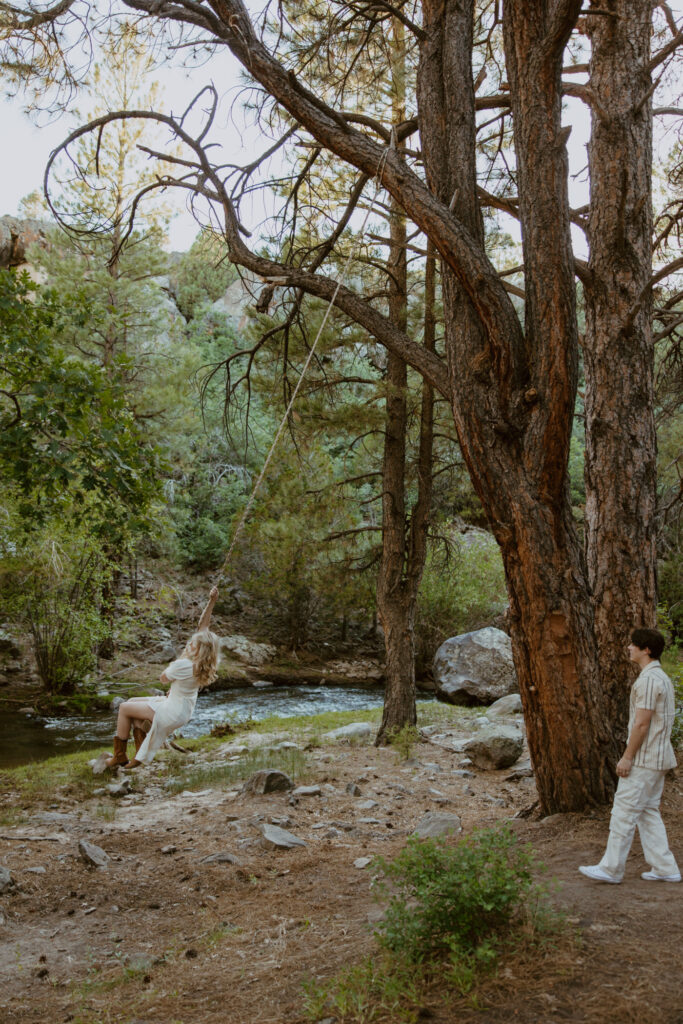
left=132, top=720, right=151, bottom=753
left=126, top=720, right=150, bottom=769
left=105, top=735, right=129, bottom=769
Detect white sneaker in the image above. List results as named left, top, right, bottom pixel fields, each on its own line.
left=578, top=864, right=621, bottom=884
left=641, top=870, right=681, bottom=882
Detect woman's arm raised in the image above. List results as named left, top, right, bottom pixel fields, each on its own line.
left=197, top=586, right=219, bottom=632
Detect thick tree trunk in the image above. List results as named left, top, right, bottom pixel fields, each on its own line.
left=584, top=1, right=657, bottom=740
left=416, top=0, right=618, bottom=811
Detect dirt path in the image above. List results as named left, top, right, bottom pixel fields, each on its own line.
left=1, top=735, right=681, bottom=1024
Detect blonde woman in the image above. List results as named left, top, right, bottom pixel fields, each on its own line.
left=105, top=587, right=221, bottom=770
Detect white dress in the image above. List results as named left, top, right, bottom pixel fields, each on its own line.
left=136, top=657, right=199, bottom=765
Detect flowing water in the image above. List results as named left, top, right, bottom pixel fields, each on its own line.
left=0, top=684, right=427, bottom=769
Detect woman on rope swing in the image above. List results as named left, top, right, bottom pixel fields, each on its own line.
left=105, top=587, right=221, bottom=770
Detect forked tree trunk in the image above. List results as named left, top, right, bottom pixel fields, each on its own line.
left=584, top=0, right=657, bottom=740
left=417, top=0, right=618, bottom=810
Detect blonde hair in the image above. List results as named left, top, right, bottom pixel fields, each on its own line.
left=188, top=629, right=221, bottom=689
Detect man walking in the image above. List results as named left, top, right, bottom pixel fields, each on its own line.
left=579, top=627, right=680, bottom=884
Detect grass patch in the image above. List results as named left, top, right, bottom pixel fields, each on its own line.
left=0, top=748, right=142, bottom=804
left=162, top=745, right=309, bottom=794
left=303, top=826, right=564, bottom=1023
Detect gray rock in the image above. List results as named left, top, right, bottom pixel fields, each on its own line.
left=433, top=627, right=517, bottom=706
left=25, top=866, right=46, bottom=874
left=487, top=693, right=523, bottom=719
left=199, top=851, right=241, bottom=865
left=0, top=865, right=14, bottom=893
left=345, top=782, right=362, bottom=796
left=161, top=845, right=177, bottom=855
left=106, top=779, right=131, bottom=797
left=412, top=812, right=462, bottom=839
left=78, top=840, right=109, bottom=868
left=354, top=857, right=372, bottom=869
left=291, top=785, right=321, bottom=798
left=356, top=799, right=379, bottom=811
left=242, top=770, right=294, bottom=795
left=463, top=724, right=524, bottom=770
left=220, top=634, right=276, bottom=666
left=258, top=823, right=306, bottom=850
left=159, top=644, right=177, bottom=662
left=252, top=680, right=274, bottom=689
left=505, top=762, right=534, bottom=781
left=110, top=697, right=125, bottom=712
left=90, top=752, right=111, bottom=776
left=323, top=722, right=373, bottom=742
left=0, top=215, right=49, bottom=268
left=452, top=769, right=475, bottom=779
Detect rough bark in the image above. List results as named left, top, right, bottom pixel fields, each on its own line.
left=375, top=23, right=430, bottom=743
left=584, top=0, right=657, bottom=740
left=415, top=0, right=617, bottom=810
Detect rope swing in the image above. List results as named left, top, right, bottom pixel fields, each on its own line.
left=214, top=142, right=393, bottom=586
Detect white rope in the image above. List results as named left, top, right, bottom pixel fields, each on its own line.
left=215, top=145, right=392, bottom=584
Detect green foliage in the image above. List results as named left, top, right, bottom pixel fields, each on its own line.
left=388, top=723, right=419, bottom=761
left=171, top=230, right=238, bottom=321
left=371, top=827, right=540, bottom=963
left=304, top=827, right=560, bottom=1022
left=0, top=270, right=159, bottom=518
left=415, top=531, right=507, bottom=673
left=0, top=515, right=110, bottom=693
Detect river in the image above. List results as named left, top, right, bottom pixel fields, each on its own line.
left=0, top=684, right=428, bottom=769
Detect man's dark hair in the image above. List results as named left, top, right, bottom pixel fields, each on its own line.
left=631, top=627, right=666, bottom=660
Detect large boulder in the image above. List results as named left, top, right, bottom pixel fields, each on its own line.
left=220, top=635, right=276, bottom=666
left=463, top=724, right=524, bottom=770
left=433, top=627, right=517, bottom=706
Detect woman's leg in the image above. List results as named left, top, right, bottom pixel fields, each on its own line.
left=115, top=700, right=155, bottom=740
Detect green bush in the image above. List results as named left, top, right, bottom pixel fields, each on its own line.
left=372, top=826, right=539, bottom=963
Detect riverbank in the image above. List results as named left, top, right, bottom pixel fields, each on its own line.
left=1, top=703, right=681, bottom=1023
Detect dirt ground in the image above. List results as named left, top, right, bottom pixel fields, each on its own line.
left=1, top=731, right=682, bottom=1024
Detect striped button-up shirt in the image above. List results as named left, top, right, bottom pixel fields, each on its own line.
left=630, top=661, right=677, bottom=771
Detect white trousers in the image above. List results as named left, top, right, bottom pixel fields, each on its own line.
left=598, top=765, right=679, bottom=881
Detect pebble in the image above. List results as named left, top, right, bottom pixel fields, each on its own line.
left=291, top=785, right=322, bottom=798
left=345, top=783, right=362, bottom=796
left=199, top=852, right=242, bottom=866
left=258, top=823, right=307, bottom=850
left=354, top=857, right=372, bottom=869
left=25, top=867, right=46, bottom=875
left=0, top=866, right=14, bottom=893
left=356, top=799, right=379, bottom=811
left=78, top=840, right=109, bottom=869
left=161, top=845, right=177, bottom=855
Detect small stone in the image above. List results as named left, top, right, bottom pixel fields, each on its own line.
left=78, top=840, right=109, bottom=869
left=0, top=865, right=14, bottom=893
left=324, top=828, right=341, bottom=839
left=258, top=824, right=306, bottom=850
left=83, top=907, right=96, bottom=915
left=356, top=799, right=378, bottom=811
left=91, top=753, right=111, bottom=776
left=323, top=722, right=374, bottom=742
left=242, top=770, right=294, bottom=795
left=358, top=818, right=381, bottom=824
left=199, top=852, right=241, bottom=866
left=412, top=812, right=462, bottom=839
left=354, top=857, right=372, bottom=869
left=464, top=725, right=523, bottom=770
left=106, top=779, right=131, bottom=797
left=452, top=769, right=475, bottom=779
left=345, top=783, right=362, bottom=796
left=291, top=785, right=321, bottom=798
left=25, top=866, right=46, bottom=874
left=161, top=845, right=177, bottom=855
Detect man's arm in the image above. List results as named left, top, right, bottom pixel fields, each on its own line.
left=197, top=586, right=219, bottom=632
left=616, top=708, right=655, bottom=777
